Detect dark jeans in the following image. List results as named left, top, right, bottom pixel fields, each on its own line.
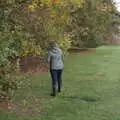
left=50, top=69, right=63, bottom=95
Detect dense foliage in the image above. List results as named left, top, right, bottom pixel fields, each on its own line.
left=67, top=0, right=118, bottom=47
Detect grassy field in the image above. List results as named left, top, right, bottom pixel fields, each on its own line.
left=1, top=46, right=120, bottom=120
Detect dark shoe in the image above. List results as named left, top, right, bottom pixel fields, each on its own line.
left=58, top=87, right=61, bottom=93
left=58, top=90, right=61, bottom=93
left=50, top=93, right=56, bottom=97
left=51, top=87, right=56, bottom=96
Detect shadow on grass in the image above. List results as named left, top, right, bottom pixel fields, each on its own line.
left=60, top=95, right=100, bottom=102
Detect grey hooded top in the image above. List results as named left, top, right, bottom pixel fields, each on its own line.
left=47, top=47, right=64, bottom=70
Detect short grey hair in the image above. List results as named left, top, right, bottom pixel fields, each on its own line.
left=49, top=41, right=58, bottom=48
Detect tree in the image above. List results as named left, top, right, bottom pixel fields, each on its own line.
left=67, top=0, right=118, bottom=48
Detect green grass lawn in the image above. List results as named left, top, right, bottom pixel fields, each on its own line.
left=1, top=46, right=120, bottom=120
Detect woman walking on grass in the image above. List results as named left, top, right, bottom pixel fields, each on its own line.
left=47, top=42, right=64, bottom=97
